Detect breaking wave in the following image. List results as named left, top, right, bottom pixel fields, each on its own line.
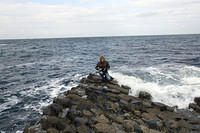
left=110, top=64, right=200, bottom=109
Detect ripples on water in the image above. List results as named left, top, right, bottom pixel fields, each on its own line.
left=0, top=34, right=200, bottom=132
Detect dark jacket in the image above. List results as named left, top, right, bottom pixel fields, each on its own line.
left=95, top=61, right=110, bottom=72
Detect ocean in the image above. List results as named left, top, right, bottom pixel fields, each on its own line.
left=0, top=34, right=200, bottom=132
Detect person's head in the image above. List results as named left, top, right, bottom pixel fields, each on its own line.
left=99, top=56, right=106, bottom=62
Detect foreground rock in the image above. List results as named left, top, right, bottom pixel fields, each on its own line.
left=189, top=97, right=200, bottom=113
left=24, top=73, right=200, bottom=133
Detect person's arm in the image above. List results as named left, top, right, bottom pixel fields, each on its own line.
left=95, top=62, right=102, bottom=71
left=95, top=62, right=99, bottom=70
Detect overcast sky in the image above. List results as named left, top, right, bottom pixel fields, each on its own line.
left=0, top=0, right=200, bottom=39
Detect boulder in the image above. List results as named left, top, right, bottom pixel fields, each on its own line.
left=139, top=91, right=152, bottom=100
left=194, top=97, right=200, bottom=106
left=40, top=116, right=66, bottom=131
left=43, top=103, right=62, bottom=116
left=189, top=103, right=200, bottom=113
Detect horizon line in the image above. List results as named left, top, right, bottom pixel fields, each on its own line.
left=0, top=33, right=200, bottom=41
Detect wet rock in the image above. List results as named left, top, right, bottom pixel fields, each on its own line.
left=121, top=85, right=131, bottom=90
left=194, top=97, right=200, bottom=106
left=151, top=102, right=171, bottom=111
left=106, top=84, right=129, bottom=95
left=189, top=103, right=200, bottom=113
left=139, top=91, right=152, bottom=100
left=43, top=103, right=62, bottom=116
left=24, top=73, right=200, bottom=133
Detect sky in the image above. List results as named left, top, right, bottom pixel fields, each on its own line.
left=0, top=0, right=200, bottom=39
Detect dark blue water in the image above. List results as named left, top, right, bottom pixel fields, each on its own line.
left=0, top=34, right=200, bottom=132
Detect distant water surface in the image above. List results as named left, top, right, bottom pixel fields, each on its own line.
left=0, top=34, right=200, bottom=132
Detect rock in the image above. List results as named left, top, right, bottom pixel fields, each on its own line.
left=94, top=123, right=116, bottom=133
left=83, top=110, right=93, bottom=117
left=112, top=122, right=125, bottom=133
left=74, top=117, right=88, bottom=127
left=142, top=118, right=162, bottom=130
left=40, top=116, right=66, bottom=131
left=120, top=99, right=129, bottom=105
left=47, top=128, right=59, bottom=133
left=151, top=102, right=171, bottom=111
left=194, top=97, right=200, bottom=106
left=189, top=103, right=200, bottom=113
left=23, top=73, right=200, bottom=133
left=43, top=103, right=62, bottom=116
left=134, top=123, right=143, bottom=133
left=106, top=84, right=129, bottom=95
left=105, top=113, right=124, bottom=124
left=24, top=123, right=46, bottom=133
left=121, top=85, right=131, bottom=90
left=93, top=114, right=109, bottom=123
left=60, top=108, right=69, bottom=118
left=63, top=125, right=76, bottom=133
left=139, top=91, right=152, bottom=100
left=76, top=125, right=93, bottom=133
left=123, top=120, right=136, bottom=132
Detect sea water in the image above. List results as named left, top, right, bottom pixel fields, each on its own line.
left=0, top=34, right=200, bottom=132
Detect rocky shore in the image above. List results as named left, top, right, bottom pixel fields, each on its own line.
left=24, top=73, right=200, bottom=133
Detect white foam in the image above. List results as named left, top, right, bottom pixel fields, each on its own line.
left=110, top=64, right=200, bottom=109
left=22, top=73, right=86, bottom=114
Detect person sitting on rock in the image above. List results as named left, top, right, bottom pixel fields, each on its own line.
left=95, top=56, right=111, bottom=81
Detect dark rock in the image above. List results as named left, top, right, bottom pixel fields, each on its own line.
left=194, top=97, right=200, bottom=106
left=106, top=84, right=129, bottom=95
left=40, top=116, right=66, bottom=131
left=120, top=99, right=128, bottom=105
left=139, top=91, right=152, bottom=100
left=47, top=128, right=59, bottom=133
left=63, top=125, right=76, bottom=133
left=74, top=117, right=88, bottom=127
left=123, top=120, right=136, bottom=132
left=112, top=122, right=125, bottom=133
left=189, top=103, right=200, bottom=113
left=24, top=73, right=200, bottom=133
left=43, top=103, right=62, bottom=116
left=121, top=85, right=131, bottom=90
left=152, top=102, right=169, bottom=111
left=142, top=118, right=162, bottom=130
left=134, top=123, right=143, bottom=133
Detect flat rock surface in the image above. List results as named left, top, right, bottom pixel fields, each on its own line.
left=24, top=73, right=200, bottom=133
